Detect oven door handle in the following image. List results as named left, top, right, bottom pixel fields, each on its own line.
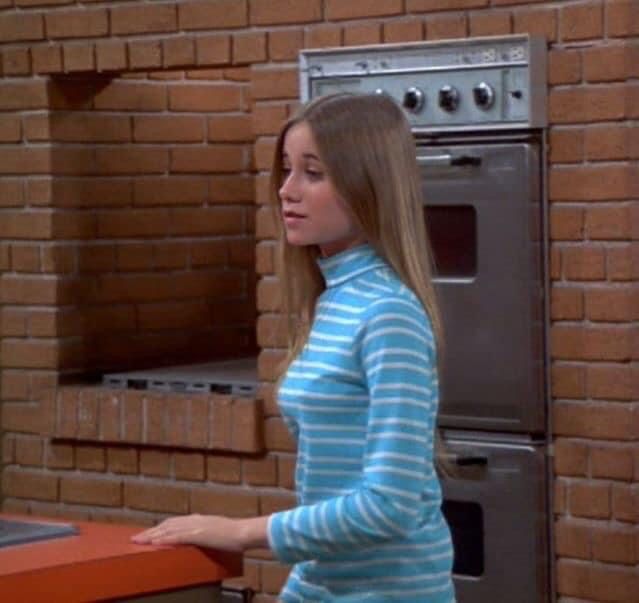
left=417, top=154, right=482, bottom=167
left=441, top=453, right=489, bottom=467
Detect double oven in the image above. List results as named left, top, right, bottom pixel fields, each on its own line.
left=300, top=35, right=551, bottom=603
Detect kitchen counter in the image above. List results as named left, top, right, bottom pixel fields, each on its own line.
left=0, top=514, right=242, bottom=602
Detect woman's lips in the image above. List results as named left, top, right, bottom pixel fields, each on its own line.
left=283, top=210, right=306, bottom=226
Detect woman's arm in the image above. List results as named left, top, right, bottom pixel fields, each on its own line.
left=131, top=514, right=270, bottom=552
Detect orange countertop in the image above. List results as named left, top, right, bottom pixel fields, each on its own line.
left=0, top=515, right=242, bottom=602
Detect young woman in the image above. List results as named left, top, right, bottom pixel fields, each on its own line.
left=133, top=93, right=455, bottom=602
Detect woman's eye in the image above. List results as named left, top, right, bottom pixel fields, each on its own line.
left=306, top=170, right=323, bottom=181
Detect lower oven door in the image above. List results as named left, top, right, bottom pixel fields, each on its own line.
left=440, top=433, right=549, bottom=603
left=419, top=139, right=545, bottom=434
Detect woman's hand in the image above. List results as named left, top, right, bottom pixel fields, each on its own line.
left=131, top=513, right=270, bottom=552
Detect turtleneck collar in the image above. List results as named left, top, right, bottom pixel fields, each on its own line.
left=317, top=243, right=387, bottom=289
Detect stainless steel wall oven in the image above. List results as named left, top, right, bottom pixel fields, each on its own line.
left=300, top=35, right=551, bottom=603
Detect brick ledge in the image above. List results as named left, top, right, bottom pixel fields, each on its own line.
left=39, top=386, right=264, bottom=454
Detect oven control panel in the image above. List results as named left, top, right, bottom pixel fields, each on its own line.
left=300, top=35, right=546, bottom=132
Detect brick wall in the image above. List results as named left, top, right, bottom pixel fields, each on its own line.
left=0, top=2, right=637, bottom=602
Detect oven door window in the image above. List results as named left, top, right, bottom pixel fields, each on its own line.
left=442, top=499, right=484, bottom=577
left=424, top=205, right=477, bottom=279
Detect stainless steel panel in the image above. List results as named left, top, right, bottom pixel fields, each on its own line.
left=440, top=434, right=549, bottom=603
left=420, top=141, right=545, bottom=433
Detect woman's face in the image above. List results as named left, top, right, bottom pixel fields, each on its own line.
left=279, top=121, right=365, bottom=257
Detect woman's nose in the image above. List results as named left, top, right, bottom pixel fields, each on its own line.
left=279, top=173, right=299, bottom=202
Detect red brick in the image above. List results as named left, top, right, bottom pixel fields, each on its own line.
left=277, top=455, right=295, bottom=489
left=513, top=7, right=557, bottom=41
left=303, top=24, right=342, bottom=49
left=264, top=416, right=295, bottom=452
left=585, top=205, right=634, bottom=240
left=0, top=180, right=23, bottom=207
left=233, top=31, right=267, bottom=64
left=550, top=205, right=583, bottom=240
left=207, top=455, right=242, bottom=484
left=550, top=165, right=633, bottom=201
left=242, top=456, right=277, bottom=486
left=2, top=47, right=31, bottom=76
left=261, top=563, right=291, bottom=595
left=549, top=86, right=627, bottom=123
left=259, top=491, right=296, bottom=515
left=111, top=4, right=177, bottom=35
left=584, top=125, right=634, bottom=161
left=95, top=147, right=168, bottom=175
left=1, top=309, right=28, bottom=337
left=250, top=0, right=322, bottom=25
left=94, top=82, right=167, bottom=111
left=125, top=481, right=189, bottom=514
left=267, top=29, right=303, bottom=61
left=107, top=447, right=138, bottom=474
left=554, top=519, right=591, bottom=559
left=60, top=475, right=120, bottom=506
left=251, top=67, right=298, bottom=100
left=210, top=174, right=254, bottom=203
left=208, top=114, right=253, bottom=142
left=63, top=43, right=95, bottom=73
left=210, top=396, right=233, bottom=450
left=170, top=146, right=246, bottom=174
left=191, top=486, right=258, bottom=517
left=326, top=0, right=402, bottom=20
left=585, top=285, right=638, bottom=322
left=592, top=525, right=637, bottom=564
left=570, top=481, right=611, bottom=519
left=408, top=0, right=487, bottom=11
left=32, top=44, right=63, bottom=74
left=15, top=435, right=44, bottom=467
left=561, top=246, right=605, bottom=280
left=612, top=483, right=638, bottom=523
left=174, top=452, right=206, bottom=481
left=343, top=22, right=382, bottom=46
left=468, top=12, right=512, bottom=37
left=134, top=176, right=207, bottom=205
left=583, top=44, right=632, bottom=82
left=548, top=49, right=582, bottom=85
left=179, top=0, right=248, bottom=30
left=50, top=114, right=131, bottom=143
left=76, top=444, right=106, bottom=472
left=0, top=275, right=57, bottom=305
left=554, top=439, right=589, bottom=477
left=196, top=34, right=231, bottom=66
left=133, top=115, right=205, bottom=143
left=554, top=400, right=636, bottom=440
left=591, top=446, right=634, bottom=481
left=2, top=84, right=47, bottom=116
left=607, top=244, right=639, bottom=281
left=0, top=340, right=59, bottom=369
left=96, top=40, right=127, bottom=72
left=255, top=205, right=278, bottom=241
left=11, top=244, right=40, bottom=272
left=551, top=286, right=583, bottom=320
left=128, top=39, right=162, bottom=70
left=607, top=0, right=639, bottom=37
left=162, top=37, right=196, bottom=69
left=45, top=8, right=107, bottom=39
left=425, top=15, right=469, bottom=40
left=560, top=1, right=603, bottom=41
left=169, top=83, right=242, bottom=111
left=2, top=468, right=58, bottom=501
left=46, top=442, right=74, bottom=469
left=232, top=398, right=263, bottom=452
left=587, top=363, right=639, bottom=401
left=140, top=449, right=171, bottom=477
left=0, top=12, right=44, bottom=42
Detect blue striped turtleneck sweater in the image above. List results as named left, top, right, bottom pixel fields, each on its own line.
left=267, top=244, right=455, bottom=602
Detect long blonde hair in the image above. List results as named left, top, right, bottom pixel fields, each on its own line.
left=270, top=93, right=443, bottom=369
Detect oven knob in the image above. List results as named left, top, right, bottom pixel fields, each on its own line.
left=473, top=82, right=495, bottom=109
left=438, top=85, right=460, bottom=112
left=402, top=87, right=425, bottom=113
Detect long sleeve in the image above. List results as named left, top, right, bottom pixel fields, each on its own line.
left=268, top=296, right=439, bottom=563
